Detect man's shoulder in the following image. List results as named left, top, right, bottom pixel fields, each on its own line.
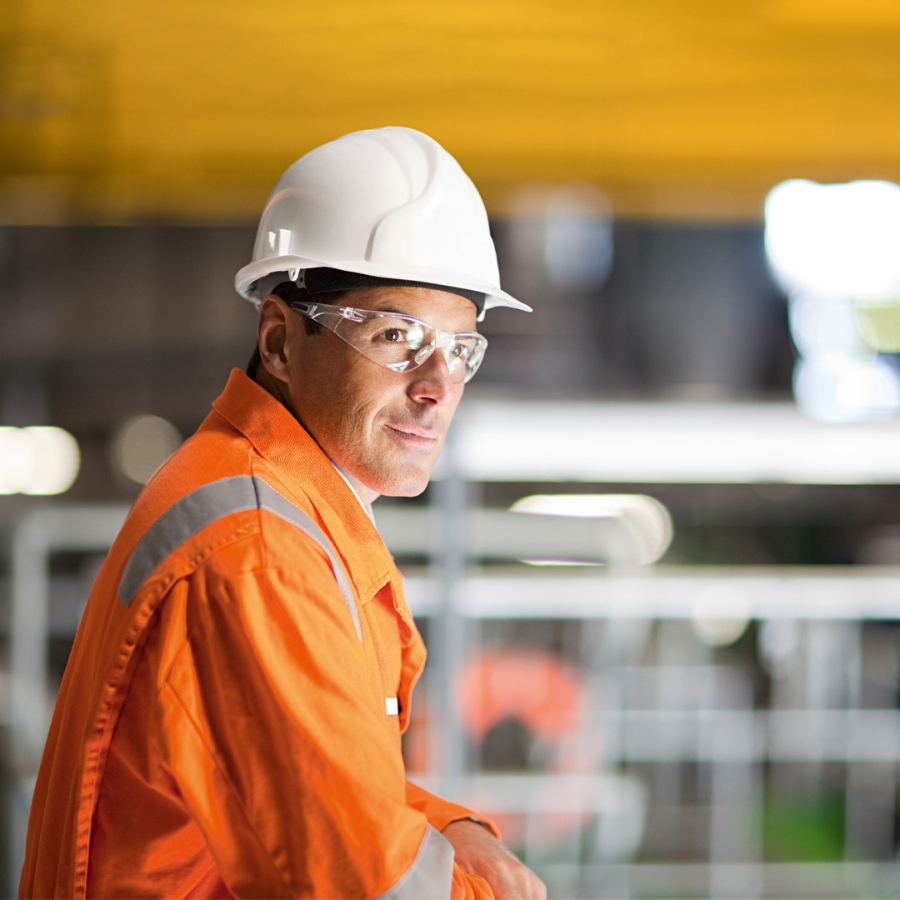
left=116, top=452, right=335, bottom=609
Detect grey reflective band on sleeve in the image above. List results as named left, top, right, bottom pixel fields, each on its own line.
left=118, top=475, right=363, bottom=641
left=377, top=825, right=455, bottom=900
left=118, top=476, right=257, bottom=605
left=251, top=478, right=362, bottom=640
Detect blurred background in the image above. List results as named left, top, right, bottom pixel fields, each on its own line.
left=4, top=1, right=900, bottom=897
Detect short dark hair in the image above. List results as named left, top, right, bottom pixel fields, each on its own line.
left=246, top=281, right=349, bottom=379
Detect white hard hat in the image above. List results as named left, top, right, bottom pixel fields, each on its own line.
left=234, top=127, right=530, bottom=320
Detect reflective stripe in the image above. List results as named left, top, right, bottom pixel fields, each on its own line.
left=253, top=478, right=362, bottom=641
left=119, top=476, right=256, bottom=605
left=118, top=475, right=363, bottom=640
left=378, top=824, right=455, bottom=900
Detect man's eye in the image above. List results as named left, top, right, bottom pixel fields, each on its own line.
left=377, top=328, right=406, bottom=343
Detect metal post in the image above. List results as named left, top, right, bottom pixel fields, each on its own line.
left=708, top=760, right=764, bottom=899
left=10, top=514, right=52, bottom=773
left=8, top=505, right=128, bottom=895
left=431, top=466, right=468, bottom=800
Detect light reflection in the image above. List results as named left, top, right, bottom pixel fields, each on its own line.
left=509, top=493, right=673, bottom=566
left=765, top=179, right=900, bottom=300
left=766, top=179, right=900, bottom=421
left=793, top=357, right=900, bottom=423
left=788, top=294, right=867, bottom=359
left=691, top=584, right=750, bottom=647
left=0, top=426, right=80, bottom=495
left=112, top=415, right=182, bottom=485
left=542, top=188, right=613, bottom=290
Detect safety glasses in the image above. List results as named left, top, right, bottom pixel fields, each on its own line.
left=288, top=300, right=488, bottom=384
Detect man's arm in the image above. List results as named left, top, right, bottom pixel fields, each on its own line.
left=157, top=543, right=491, bottom=899
left=405, top=782, right=545, bottom=899
left=442, top=820, right=547, bottom=900
left=406, top=780, right=501, bottom=836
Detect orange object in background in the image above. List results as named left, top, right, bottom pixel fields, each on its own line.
left=454, top=648, right=589, bottom=851
left=457, top=647, right=585, bottom=746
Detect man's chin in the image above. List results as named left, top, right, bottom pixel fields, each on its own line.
left=368, top=462, right=433, bottom=498
left=376, top=474, right=431, bottom=499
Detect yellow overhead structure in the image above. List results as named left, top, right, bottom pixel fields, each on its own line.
left=3, top=0, right=900, bottom=223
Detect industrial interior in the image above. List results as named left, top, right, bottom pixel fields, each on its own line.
left=4, top=2, right=900, bottom=898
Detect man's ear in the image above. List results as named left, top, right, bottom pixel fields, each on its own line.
left=257, top=295, right=294, bottom=384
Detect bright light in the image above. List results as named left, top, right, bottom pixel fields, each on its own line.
left=449, top=400, right=900, bottom=485
left=788, top=294, right=866, bottom=359
left=510, top=494, right=673, bottom=565
left=542, top=189, right=613, bottom=290
left=793, top=357, right=900, bottom=423
left=691, top=585, right=750, bottom=647
left=0, top=429, right=33, bottom=494
left=27, top=427, right=82, bottom=494
left=765, top=179, right=900, bottom=300
left=0, top=426, right=80, bottom=495
left=113, top=415, right=182, bottom=485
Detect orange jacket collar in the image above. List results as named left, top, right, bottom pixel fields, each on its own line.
left=210, top=368, right=397, bottom=602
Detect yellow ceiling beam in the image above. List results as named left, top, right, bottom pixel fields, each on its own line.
left=4, top=0, right=900, bottom=222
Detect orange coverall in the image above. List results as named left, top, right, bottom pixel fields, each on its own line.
left=20, top=369, right=494, bottom=899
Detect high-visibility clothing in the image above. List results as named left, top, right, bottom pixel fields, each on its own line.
left=21, top=369, right=495, bottom=899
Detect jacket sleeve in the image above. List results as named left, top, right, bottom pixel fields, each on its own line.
left=156, top=537, right=493, bottom=899
left=406, top=781, right=501, bottom=838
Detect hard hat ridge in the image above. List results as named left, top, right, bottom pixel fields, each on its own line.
left=235, top=127, right=530, bottom=320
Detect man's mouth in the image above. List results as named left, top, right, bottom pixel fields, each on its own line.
left=385, top=423, right=440, bottom=444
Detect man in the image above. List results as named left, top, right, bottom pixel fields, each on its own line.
left=20, top=127, right=545, bottom=899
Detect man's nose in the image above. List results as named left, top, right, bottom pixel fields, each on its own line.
left=408, top=345, right=457, bottom=404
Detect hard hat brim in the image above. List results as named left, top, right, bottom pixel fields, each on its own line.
left=235, top=256, right=532, bottom=318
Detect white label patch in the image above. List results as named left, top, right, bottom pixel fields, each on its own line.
left=385, top=697, right=399, bottom=716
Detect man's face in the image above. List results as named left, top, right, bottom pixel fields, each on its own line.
left=267, top=286, right=478, bottom=498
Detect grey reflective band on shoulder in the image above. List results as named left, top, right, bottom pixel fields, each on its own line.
left=253, top=478, right=361, bottom=641
left=377, top=825, right=455, bottom=900
left=119, top=476, right=257, bottom=604
left=118, top=475, right=363, bottom=640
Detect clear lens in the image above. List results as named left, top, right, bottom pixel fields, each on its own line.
left=335, top=314, right=431, bottom=370
left=297, top=303, right=487, bottom=384
left=459, top=336, right=487, bottom=383
left=445, top=335, right=485, bottom=383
